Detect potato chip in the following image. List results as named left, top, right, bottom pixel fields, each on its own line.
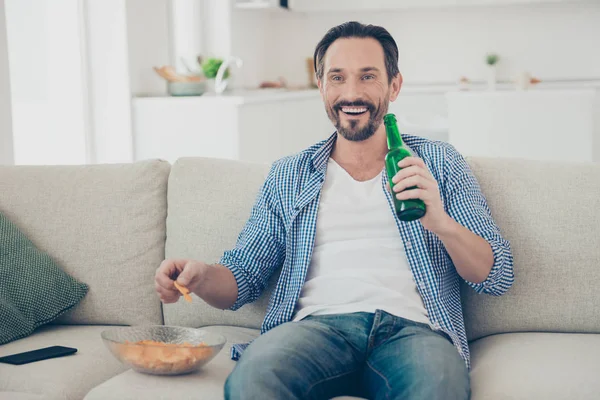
left=116, top=340, right=212, bottom=374
left=173, top=281, right=192, bottom=303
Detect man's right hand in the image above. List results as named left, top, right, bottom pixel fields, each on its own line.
left=154, top=259, right=239, bottom=309
left=154, top=259, right=208, bottom=304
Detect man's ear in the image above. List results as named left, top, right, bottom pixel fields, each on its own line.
left=389, top=72, right=403, bottom=102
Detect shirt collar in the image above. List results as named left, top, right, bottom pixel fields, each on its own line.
left=310, top=131, right=418, bottom=175
left=311, top=132, right=337, bottom=174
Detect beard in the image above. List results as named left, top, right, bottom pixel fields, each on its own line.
left=326, top=95, right=389, bottom=142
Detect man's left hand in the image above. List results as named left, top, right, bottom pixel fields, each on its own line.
left=390, top=157, right=452, bottom=234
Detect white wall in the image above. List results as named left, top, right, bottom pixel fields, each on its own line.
left=124, top=0, right=279, bottom=93
left=121, top=1, right=600, bottom=93
left=0, top=0, right=13, bottom=165
left=203, top=0, right=233, bottom=58
left=126, top=0, right=171, bottom=96
left=265, top=2, right=600, bottom=86
left=231, top=9, right=271, bottom=88
left=125, top=0, right=237, bottom=94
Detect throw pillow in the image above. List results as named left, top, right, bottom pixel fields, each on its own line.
left=0, top=212, right=88, bottom=345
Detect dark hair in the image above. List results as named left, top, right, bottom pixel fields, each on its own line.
left=313, top=21, right=400, bottom=83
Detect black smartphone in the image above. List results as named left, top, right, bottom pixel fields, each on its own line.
left=0, top=346, right=77, bottom=365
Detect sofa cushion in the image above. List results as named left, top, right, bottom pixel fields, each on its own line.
left=163, top=158, right=274, bottom=329
left=0, top=325, right=127, bottom=400
left=84, top=325, right=260, bottom=400
left=0, top=212, right=88, bottom=344
left=470, top=332, right=600, bottom=400
left=461, top=158, right=600, bottom=341
left=0, top=160, right=170, bottom=326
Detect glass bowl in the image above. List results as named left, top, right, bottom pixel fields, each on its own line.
left=101, top=326, right=226, bottom=375
left=167, top=81, right=206, bottom=96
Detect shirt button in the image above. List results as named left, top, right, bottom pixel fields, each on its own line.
left=405, top=241, right=412, bottom=250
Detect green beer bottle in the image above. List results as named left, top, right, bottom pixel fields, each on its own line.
left=384, top=113, right=426, bottom=221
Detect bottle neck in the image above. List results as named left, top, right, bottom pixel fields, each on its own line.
left=385, top=123, right=403, bottom=150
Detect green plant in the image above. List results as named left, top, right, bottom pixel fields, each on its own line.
left=486, top=53, right=499, bottom=66
left=201, top=57, right=230, bottom=79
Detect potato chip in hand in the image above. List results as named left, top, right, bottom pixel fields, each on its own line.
left=173, top=281, right=192, bottom=303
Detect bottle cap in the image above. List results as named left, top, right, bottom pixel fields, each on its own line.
left=383, top=113, right=397, bottom=124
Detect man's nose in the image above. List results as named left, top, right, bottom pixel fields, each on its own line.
left=343, top=79, right=363, bottom=100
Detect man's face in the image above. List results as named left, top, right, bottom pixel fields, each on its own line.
left=318, top=37, right=401, bottom=142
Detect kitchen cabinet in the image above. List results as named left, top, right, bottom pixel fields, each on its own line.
left=446, top=89, right=598, bottom=162
left=234, top=0, right=288, bottom=9
left=132, top=90, right=333, bottom=165
left=132, top=89, right=450, bottom=165
left=289, top=0, right=454, bottom=12
left=133, top=86, right=599, bottom=166
left=388, top=93, right=449, bottom=143
left=288, top=0, right=589, bottom=12
left=455, top=0, right=586, bottom=4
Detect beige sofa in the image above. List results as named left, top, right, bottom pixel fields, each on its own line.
left=1, top=156, right=599, bottom=400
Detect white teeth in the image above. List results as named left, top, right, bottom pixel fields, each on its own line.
left=342, top=107, right=368, bottom=114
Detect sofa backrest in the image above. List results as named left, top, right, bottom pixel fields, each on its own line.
left=462, top=157, right=600, bottom=341
left=0, top=160, right=170, bottom=326
left=163, top=158, right=272, bottom=330
left=164, top=156, right=600, bottom=340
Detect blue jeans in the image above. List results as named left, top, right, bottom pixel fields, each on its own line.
left=225, top=310, right=470, bottom=400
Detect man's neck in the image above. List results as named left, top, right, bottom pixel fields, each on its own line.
left=330, top=124, right=388, bottom=181
left=331, top=125, right=388, bottom=168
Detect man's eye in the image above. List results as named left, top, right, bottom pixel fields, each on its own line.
left=363, top=74, right=375, bottom=80
left=332, top=76, right=342, bottom=81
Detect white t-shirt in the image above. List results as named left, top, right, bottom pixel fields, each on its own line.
left=293, top=158, right=429, bottom=324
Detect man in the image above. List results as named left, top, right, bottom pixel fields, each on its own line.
left=155, top=21, right=514, bottom=400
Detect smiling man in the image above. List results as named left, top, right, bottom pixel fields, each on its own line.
left=155, top=21, right=514, bottom=400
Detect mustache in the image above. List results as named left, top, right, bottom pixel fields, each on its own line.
left=333, top=100, right=376, bottom=113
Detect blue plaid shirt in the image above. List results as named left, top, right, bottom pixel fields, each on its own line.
left=219, top=133, right=514, bottom=369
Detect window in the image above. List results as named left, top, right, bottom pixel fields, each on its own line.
left=5, top=0, right=88, bottom=165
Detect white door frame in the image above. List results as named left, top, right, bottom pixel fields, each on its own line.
left=80, top=0, right=133, bottom=164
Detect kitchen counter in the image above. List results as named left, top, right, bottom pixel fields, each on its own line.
left=447, top=87, right=598, bottom=162
left=132, top=87, right=333, bottom=165
left=133, top=88, right=320, bottom=105
left=134, top=79, right=600, bottom=105
left=132, top=79, right=599, bottom=165
left=413, top=79, right=600, bottom=94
